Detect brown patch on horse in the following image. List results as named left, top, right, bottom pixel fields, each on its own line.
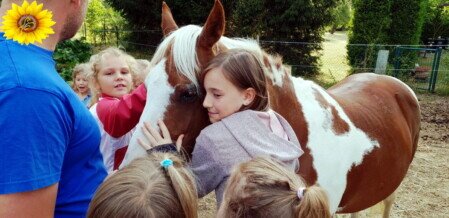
left=161, top=2, right=179, bottom=36
left=313, top=88, right=349, bottom=135
left=328, top=73, right=420, bottom=212
left=197, top=0, right=225, bottom=68
left=162, top=43, right=210, bottom=155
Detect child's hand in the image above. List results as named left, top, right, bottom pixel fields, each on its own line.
left=138, top=120, right=184, bottom=151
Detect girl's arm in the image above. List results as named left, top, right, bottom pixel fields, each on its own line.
left=189, top=135, right=227, bottom=198
left=97, top=84, right=147, bottom=138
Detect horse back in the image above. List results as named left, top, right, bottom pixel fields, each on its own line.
left=327, top=73, right=420, bottom=212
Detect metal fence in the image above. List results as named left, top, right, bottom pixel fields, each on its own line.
left=89, top=29, right=449, bottom=94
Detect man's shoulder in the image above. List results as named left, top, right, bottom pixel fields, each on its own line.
left=0, top=40, right=59, bottom=93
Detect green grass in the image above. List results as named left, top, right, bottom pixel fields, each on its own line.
left=315, top=31, right=350, bottom=88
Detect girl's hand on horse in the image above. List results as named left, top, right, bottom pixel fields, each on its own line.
left=138, top=120, right=184, bottom=150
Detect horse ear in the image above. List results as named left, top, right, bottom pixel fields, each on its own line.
left=161, top=1, right=178, bottom=37
left=197, top=0, right=225, bottom=55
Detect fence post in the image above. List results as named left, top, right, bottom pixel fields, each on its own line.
left=393, top=47, right=402, bottom=77
left=430, top=48, right=442, bottom=92
left=375, top=50, right=389, bottom=74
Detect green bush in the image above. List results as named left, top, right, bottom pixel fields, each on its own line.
left=348, top=0, right=428, bottom=74
left=388, top=0, right=427, bottom=45
left=232, top=0, right=336, bottom=77
left=421, top=0, right=449, bottom=42
left=348, top=0, right=392, bottom=73
left=54, top=39, right=93, bottom=81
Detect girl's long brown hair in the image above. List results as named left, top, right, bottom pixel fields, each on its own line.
left=87, top=152, right=198, bottom=218
left=218, top=157, right=331, bottom=218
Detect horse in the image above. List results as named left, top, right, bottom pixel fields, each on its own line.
left=120, top=0, right=421, bottom=215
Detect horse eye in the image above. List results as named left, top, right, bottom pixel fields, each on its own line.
left=180, top=89, right=197, bottom=103
left=176, top=84, right=198, bottom=103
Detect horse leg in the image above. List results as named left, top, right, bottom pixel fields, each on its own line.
left=382, top=191, right=396, bottom=218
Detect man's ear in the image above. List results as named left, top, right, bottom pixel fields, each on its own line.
left=242, top=88, right=256, bottom=106
left=70, top=0, right=82, bottom=7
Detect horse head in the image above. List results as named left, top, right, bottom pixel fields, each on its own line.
left=120, top=0, right=226, bottom=165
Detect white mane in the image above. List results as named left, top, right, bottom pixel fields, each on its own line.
left=149, top=24, right=283, bottom=88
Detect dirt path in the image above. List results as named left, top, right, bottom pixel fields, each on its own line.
left=198, top=93, right=449, bottom=217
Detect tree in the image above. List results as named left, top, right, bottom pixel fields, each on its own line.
left=348, top=0, right=428, bottom=73
left=421, top=0, right=449, bottom=41
left=105, top=0, right=235, bottom=51
left=330, top=0, right=353, bottom=33
left=348, top=0, right=392, bottom=72
left=231, top=0, right=337, bottom=77
left=387, top=0, right=427, bottom=45
left=83, top=0, right=127, bottom=46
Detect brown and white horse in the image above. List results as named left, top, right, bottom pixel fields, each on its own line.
left=120, top=0, right=420, bottom=215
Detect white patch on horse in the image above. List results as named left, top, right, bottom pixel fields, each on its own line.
left=291, top=76, right=379, bottom=214
left=264, top=56, right=286, bottom=87
left=119, top=59, right=174, bottom=168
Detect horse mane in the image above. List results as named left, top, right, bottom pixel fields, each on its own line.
left=150, top=24, right=284, bottom=88
left=150, top=25, right=203, bottom=88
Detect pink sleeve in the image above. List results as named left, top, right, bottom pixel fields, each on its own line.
left=97, top=84, right=147, bottom=137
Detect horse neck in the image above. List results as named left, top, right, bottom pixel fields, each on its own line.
left=267, top=69, right=319, bottom=184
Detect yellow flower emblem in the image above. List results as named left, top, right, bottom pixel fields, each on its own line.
left=1, top=0, right=56, bottom=45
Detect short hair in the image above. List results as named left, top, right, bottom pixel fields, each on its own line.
left=202, top=49, right=269, bottom=111
left=87, top=152, right=198, bottom=218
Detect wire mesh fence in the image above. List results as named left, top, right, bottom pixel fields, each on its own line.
left=87, top=29, right=449, bottom=94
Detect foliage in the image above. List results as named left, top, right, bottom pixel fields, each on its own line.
left=330, top=0, right=353, bottom=33
left=231, top=0, right=337, bottom=77
left=388, top=0, right=428, bottom=72
left=421, top=0, right=449, bottom=41
left=348, top=0, right=392, bottom=72
left=83, top=0, right=127, bottom=46
left=388, top=0, right=427, bottom=45
left=348, top=0, right=428, bottom=73
left=105, top=0, right=235, bottom=52
left=54, top=39, right=93, bottom=81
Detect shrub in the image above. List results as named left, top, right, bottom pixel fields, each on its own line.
left=347, top=0, right=392, bottom=73
left=54, top=39, right=93, bottom=81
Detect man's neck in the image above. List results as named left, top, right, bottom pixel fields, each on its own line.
left=0, top=2, right=62, bottom=51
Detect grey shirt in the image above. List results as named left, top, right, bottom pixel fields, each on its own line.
left=189, top=110, right=303, bottom=205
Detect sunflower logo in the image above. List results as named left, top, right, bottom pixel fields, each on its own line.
left=1, top=0, right=56, bottom=45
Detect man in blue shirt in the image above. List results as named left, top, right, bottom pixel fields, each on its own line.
left=0, top=0, right=107, bottom=217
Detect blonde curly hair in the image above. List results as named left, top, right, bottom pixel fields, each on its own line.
left=86, top=47, right=139, bottom=107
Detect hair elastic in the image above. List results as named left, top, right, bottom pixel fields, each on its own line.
left=297, top=187, right=306, bottom=200
left=160, top=158, right=174, bottom=169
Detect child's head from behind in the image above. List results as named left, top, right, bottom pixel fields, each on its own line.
left=218, top=157, right=331, bottom=218
left=88, top=47, right=138, bottom=102
left=202, top=49, right=269, bottom=123
left=71, top=63, right=91, bottom=94
left=87, top=152, right=198, bottom=218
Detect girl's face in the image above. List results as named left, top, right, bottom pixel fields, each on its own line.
left=203, top=67, right=254, bottom=123
left=74, top=73, right=89, bottom=95
left=95, top=55, right=133, bottom=98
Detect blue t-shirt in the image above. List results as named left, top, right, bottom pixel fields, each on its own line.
left=0, top=33, right=107, bottom=217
